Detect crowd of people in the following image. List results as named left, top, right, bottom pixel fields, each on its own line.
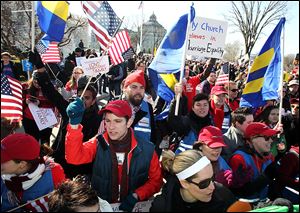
left=1, top=45, right=299, bottom=212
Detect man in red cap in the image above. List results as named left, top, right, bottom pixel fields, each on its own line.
left=209, top=85, right=232, bottom=133
left=65, top=99, right=163, bottom=212
left=122, top=70, right=158, bottom=149
left=229, top=122, right=280, bottom=204
left=1, top=133, right=66, bottom=212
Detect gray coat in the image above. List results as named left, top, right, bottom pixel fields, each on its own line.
left=221, top=126, right=245, bottom=162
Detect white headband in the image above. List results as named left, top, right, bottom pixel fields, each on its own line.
left=176, top=156, right=211, bottom=180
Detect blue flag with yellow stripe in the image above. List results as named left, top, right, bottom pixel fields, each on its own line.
left=148, top=4, right=195, bottom=104
left=240, top=18, right=285, bottom=108
left=36, top=1, right=69, bottom=42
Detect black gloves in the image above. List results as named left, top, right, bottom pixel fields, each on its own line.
left=28, top=49, right=45, bottom=69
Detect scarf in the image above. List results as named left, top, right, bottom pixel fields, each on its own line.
left=109, top=130, right=131, bottom=202
left=2, top=161, right=46, bottom=207
left=188, top=110, right=213, bottom=133
left=2, top=163, right=45, bottom=192
left=210, top=100, right=224, bottom=130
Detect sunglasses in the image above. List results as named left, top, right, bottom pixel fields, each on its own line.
left=231, top=89, right=239, bottom=92
left=291, top=104, right=299, bottom=109
left=188, top=176, right=214, bottom=189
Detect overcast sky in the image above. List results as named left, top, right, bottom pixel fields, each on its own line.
left=69, top=1, right=299, bottom=56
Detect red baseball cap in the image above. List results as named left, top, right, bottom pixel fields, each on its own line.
left=124, top=70, right=146, bottom=88
left=1, top=133, right=40, bottom=163
left=244, top=122, right=279, bottom=139
left=98, top=100, right=132, bottom=118
left=197, top=126, right=226, bottom=148
left=211, top=85, right=227, bottom=96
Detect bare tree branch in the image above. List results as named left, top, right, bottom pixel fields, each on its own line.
left=227, top=1, right=287, bottom=56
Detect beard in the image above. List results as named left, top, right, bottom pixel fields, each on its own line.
left=128, top=94, right=143, bottom=106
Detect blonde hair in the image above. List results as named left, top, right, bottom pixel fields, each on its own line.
left=69, top=66, right=84, bottom=88
left=162, top=149, right=204, bottom=179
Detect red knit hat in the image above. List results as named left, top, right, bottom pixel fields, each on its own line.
left=124, top=70, right=146, bottom=88
left=1, top=133, right=40, bottom=163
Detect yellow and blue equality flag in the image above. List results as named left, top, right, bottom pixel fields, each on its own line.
left=240, top=18, right=286, bottom=108
left=36, top=1, right=69, bottom=42
left=148, top=4, right=195, bottom=120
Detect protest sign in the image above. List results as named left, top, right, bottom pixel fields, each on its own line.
left=81, top=56, right=109, bottom=77
left=186, top=17, right=228, bottom=59
left=28, top=103, right=58, bottom=131
left=110, top=200, right=153, bottom=212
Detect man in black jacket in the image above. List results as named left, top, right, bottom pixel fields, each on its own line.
left=29, top=51, right=102, bottom=179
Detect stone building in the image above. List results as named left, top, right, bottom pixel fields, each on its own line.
left=140, top=13, right=166, bottom=54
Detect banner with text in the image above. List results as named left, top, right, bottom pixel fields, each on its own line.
left=186, top=17, right=228, bottom=59
left=81, top=56, right=110, bottom=77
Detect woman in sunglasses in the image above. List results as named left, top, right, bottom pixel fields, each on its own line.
left=150, top=149, right=236, bottom=212
left=192, top=126, right=233, bottom=188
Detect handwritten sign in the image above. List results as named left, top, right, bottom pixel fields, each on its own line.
left=186, top=17, right=228, bottom=59
left=28, top=103, right=58, bottom=131
left=81, top=56, right=109, bottom=77
left=110, top=200, right=153, bottom=212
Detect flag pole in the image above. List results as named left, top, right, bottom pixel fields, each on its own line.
left=140, top=1, right=143, bottom=51
left=175, top=5, right=191, bottom=116
left=30, top=1, right=35, bottom=80
left=277, top=18, right=285, bottom=135
left=80, top=17, right=125, bottom=99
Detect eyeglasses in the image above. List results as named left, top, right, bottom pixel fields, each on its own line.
left=231, top=89, right=239, bottom=92
left=187, top=176, right=214, bottom=189
left=291, top=104, right=299, bottom=109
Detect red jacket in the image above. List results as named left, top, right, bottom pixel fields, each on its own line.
left=65, top=124, right=163, bottom=201
left=183, top=74, right=201, bottom=111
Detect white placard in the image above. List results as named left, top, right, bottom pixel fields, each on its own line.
left=186, top=17, right=228, bottom=59
left=28, top=103, right=58, bottom=131
left=81, top=56, right=109, bottom=77
left=110, top=200, right=153, bottom=212
left=75, top=56, right=86, bottom=66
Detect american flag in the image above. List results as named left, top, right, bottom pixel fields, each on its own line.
left=109, top=30, right=132, bottom=65
left=122, top=47, right=135, bottom=61
left=215, top=73, right=229, bottom=86
left=36, top=38, right=49, bottom=54
left=41, top=42, right=60, bottom=64
left=1, top=74, right=23, bottom=122
left=25, top=195, right=49, bottom=212
left=82, top=1, right=121, bottom=51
